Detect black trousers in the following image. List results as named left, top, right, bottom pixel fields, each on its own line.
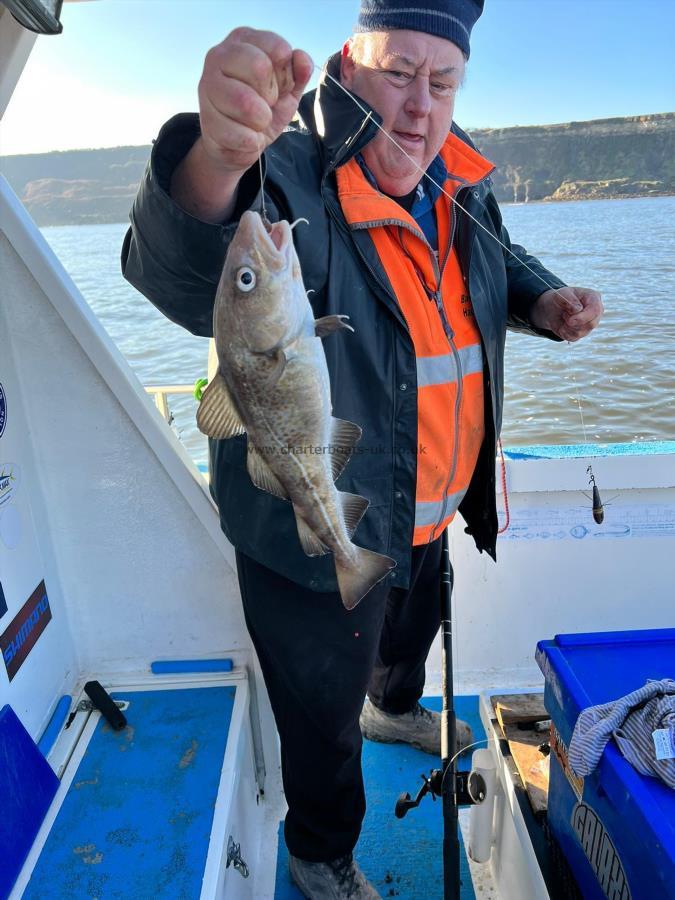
left=235, top=536, right=445, bottom=862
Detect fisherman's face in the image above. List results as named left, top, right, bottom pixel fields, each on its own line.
left=341, top=30, right=465, bottom=196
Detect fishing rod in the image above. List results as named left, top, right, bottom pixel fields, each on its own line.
left=394, top=529, right=489, bottom=899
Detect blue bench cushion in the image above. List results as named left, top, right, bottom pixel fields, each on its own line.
left=0, top=704, right=59, bottom=898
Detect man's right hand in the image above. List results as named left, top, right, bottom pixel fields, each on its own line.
left=170, top=28, right=313, bottom=223
left=198, top=28, right=313, bottom=175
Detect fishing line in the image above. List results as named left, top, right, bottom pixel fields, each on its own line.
left=258, top=152, right=269, bottom=226
left=314, top=63, right=601, bottom=506
left=439, top=735, right=496, bottom=795
left=251, top=64, right=601, bottom=521
left=320, top=66, right=572, bottom=305
left=569, top=361, right=589, bottom=444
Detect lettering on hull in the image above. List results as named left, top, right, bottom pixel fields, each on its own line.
left=571, top=802, right=631, bottom=900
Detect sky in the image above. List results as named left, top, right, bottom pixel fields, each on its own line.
left=2, top=0, right=674, bottom=156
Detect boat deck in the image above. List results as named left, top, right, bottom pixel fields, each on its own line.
left=9, top=688, right=491, bottom=899
left=22, top=685, right=236, bottom=899
left=275, top=696, right=487, bottom=900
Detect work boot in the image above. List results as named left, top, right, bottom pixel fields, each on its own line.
left=289, top=853, right=381, bottom=899
left=360, top=699, right=474, bottom=756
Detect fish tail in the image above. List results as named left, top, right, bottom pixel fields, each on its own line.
left=335, top=547, right=396, bottom=611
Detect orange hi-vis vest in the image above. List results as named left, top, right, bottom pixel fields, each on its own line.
left=336, top=134, right=495, bottom=545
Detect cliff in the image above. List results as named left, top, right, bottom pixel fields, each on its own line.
left=1, top=112, right=673, bottom=226
left=470, top=112, right=674, bottom=203
left=1, top=145, right=150, bottom=227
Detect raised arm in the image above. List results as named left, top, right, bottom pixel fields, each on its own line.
left=170, top=28, right=312, bottom=223
left=121, top=29, right=312, bottom=335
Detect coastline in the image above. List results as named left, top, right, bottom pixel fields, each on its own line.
left=3, top=110, right=672, bottom=227
left=502, top=190, right=675, bottom=207
left=33, top=191, right=675, bottom=228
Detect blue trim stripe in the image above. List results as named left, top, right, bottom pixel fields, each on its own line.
left=504, top=441, right=675, bottom=459
left=151, top=658, right=233, bottom=675
left=37, top=695, right=72, bottom=757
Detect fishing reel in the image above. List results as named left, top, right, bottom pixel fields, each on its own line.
left=395, top=767, right=486, bottom=818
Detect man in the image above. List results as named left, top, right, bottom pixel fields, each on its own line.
left=122, top=1, right=603, bottom=896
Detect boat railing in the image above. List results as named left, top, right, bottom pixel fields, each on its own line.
left=145, top=383, right=196, bottom=423
left=144, top=384, right=209, bottom=479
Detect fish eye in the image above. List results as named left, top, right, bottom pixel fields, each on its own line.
left=235, top=267, right=256, bottom=293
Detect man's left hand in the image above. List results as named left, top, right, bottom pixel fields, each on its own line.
left=530, top=286, right=604, bottom=342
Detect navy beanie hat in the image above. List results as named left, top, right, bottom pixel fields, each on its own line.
left=355, top=0, right=484, bottom=58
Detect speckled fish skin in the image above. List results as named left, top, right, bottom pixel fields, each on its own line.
left=198, top=211, right=395, bottom=609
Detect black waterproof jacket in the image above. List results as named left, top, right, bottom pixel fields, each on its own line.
left=121, top=60, right=565, bottom=592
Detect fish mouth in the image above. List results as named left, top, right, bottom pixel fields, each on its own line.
left=238, top=211, right=292, bottom=271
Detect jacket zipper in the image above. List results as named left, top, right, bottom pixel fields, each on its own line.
left=387, top=212, right=464, bottom=542
left=428, top=199, right=463, bottom=540
left=348, top=196, right=470, bottom=541
left=428, top=178, right=491, bottom=540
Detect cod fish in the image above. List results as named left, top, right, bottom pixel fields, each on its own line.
left=197, top=210, right=396, bottom=609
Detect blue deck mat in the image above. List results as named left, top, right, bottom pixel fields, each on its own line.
left=24, top=686, right=235, bottom=900
left=275, top=695, right=484, bottom=899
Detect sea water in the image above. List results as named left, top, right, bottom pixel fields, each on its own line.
left=41, top=195, right=675, bottom=468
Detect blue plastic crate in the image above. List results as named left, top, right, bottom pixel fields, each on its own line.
left=536, top=629, right=675, bottom=900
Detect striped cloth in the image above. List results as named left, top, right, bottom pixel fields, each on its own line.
left=568, top=679, right=675, bottom=789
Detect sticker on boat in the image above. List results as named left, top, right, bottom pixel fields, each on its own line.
left=550, top=722, right=584, bottom=800
left=0, top=463, right=20, bottom=508
left=0, top=383, right=6, bottom=438
left=0, top=580, right=52, bottom=681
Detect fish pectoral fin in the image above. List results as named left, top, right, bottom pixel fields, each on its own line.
left=294, top=509, right=329, bottom=557
left=330, top=418, right=362, bottom=481
left=267, top=347, right=298, bottom=388
left=339, top=491, right=369, bottom=538
left=247, top=445, right=289, bottom=500
left=196, top=372, right=246, bottom=439
left=314, top=315, right=355, bottom=338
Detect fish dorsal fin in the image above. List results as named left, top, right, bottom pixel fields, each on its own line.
left=294, top=508, right=329, bottom=557
left=247, top=445, right=288, bottom=500
left=330, top=418, right=362, bottom=481
left=339, top=491, right=369, bottom=538
left=196, top=372, right=246, bottom=439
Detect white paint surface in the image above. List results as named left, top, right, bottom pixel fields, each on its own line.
left=0, top=503, right=22, bottom=550
left=0, top=178, right=273, bottom=770
left=422, top=464, right=675, bottom=697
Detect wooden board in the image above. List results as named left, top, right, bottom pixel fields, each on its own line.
left=492, top=693, right=551, bottom=815
left=508, top=736, right=550, bottom=814
left=493, top=692, right=549, bottom=729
